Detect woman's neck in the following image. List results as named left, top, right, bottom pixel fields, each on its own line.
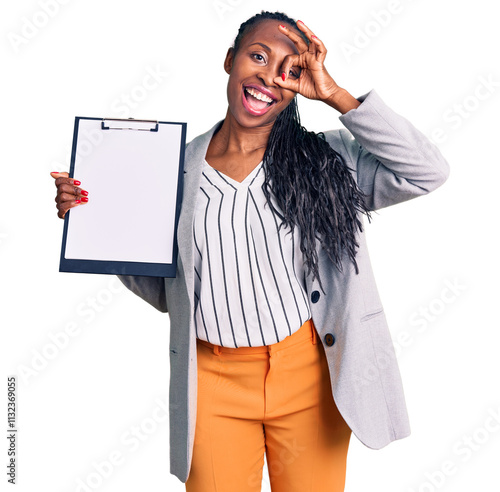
left=209, top=108, right=273, bottom=156
left=204, top=108, right=274, bottom=182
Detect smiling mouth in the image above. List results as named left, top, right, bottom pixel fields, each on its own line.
left=242, top=86, right=276, bottom=115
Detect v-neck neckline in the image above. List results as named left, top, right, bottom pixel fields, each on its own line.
left=203, top=160, right=263, bottom=188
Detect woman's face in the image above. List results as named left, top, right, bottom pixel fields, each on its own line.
left=224, top=19, right=301, bottom=129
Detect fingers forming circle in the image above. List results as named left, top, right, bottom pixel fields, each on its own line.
left=278, top=23, right=308, bottom=53
left=278, top=21, right=328, bottom=73
left=280, top=53, right=301, bottom=82
left=311, top=35, right=327, bottom=63
left=296, top=21, right=327, bottom=62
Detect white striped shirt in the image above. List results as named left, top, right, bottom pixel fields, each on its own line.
left=193, top=159, right=312, bottom=348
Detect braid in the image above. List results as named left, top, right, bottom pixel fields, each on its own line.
left=261, top=98, right=372, bottom=294
left=233, top=11, right=372, bottom=293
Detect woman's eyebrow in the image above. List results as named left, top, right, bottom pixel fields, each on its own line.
left=248, top=42, right=271, bottom=51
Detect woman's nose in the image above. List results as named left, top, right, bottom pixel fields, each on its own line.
left=257, top=66, right=280, bottom=87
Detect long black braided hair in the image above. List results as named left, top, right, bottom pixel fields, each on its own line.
left=232, top=11, right=372, bottom=294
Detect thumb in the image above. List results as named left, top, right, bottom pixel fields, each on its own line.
left=273, top=75, right=299, bottom=93
left=50, top=171, right=69, bottom=179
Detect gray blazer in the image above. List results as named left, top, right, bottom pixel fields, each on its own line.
left=119, top=89, right=450, bottom=483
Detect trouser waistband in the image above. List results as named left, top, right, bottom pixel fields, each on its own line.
left=196, top=318, right=317, bottom=355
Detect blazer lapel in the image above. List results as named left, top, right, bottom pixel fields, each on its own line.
left=176, top=122, right=222, bottom=303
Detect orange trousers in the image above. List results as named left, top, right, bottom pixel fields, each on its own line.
left=185, top=318, right=352, bottom=492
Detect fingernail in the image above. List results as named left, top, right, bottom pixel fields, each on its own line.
left=282, top=72, right=286, bottom=81
left=75, top=199, right=81, bottom=204
left=81, top=197, right=89, bottom=202
left=81, top=190, right=88, bottom=196
left=279, top=24, right=286, bottom=29
left=312, top=35, right=317, bottom=39
left=51, top=171, right=59, bottom=174
left=74, top=180, right=81, bottom=186
left=297, top=20, right=303, bottom=24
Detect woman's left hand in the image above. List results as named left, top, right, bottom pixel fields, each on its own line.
left=274, top=21, right=341, bottom=102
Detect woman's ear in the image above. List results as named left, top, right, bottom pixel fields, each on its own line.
left=224, top=48, right=234, bottom=74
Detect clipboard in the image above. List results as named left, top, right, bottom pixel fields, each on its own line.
left=59, top=116, right=187, bottom=277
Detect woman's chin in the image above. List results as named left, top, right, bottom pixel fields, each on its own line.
left=227, top=106, right=276, bottom=129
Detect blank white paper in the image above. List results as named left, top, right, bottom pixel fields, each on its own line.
left=64, top=119, right=182, bottom=264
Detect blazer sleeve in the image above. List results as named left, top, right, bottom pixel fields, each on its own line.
left=117, top=275, right=168, bottom=313
left=324, top=89, right=450, bottom=211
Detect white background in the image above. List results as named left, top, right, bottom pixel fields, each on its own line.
left=1, top=1, right=499, bottom=491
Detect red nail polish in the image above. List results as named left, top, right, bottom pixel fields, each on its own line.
left=75, top=199, right=81, bottom=204
left=74, top=180, right=81, bottom=186
left=312, top=35, right=317, bottom=39
left=282, top=72, right=286, bottom=81
left=279, top=24, right=286, bottom=28
left=81, top=190, right=88, bottom=196
left=51, top=171, right=59, bottom=174
left=81, top=197, right=89, bottom=202
left=297, top=20, right=303, bottom=24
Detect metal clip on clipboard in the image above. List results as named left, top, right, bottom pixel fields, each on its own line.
left=101, top=117, right=159, bottom=132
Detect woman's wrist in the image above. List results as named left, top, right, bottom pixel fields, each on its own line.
left=323, top=87, right=361, bottom=114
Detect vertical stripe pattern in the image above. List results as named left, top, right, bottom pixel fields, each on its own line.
left=193, top=160, right=311, bottom=348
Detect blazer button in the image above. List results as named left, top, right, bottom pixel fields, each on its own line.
left=311, top=290, right=320, bottom=303
left=324, top=333, right=335, bottom=346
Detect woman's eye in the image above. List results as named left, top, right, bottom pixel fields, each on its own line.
left=252, top=53, right=265, bottom=62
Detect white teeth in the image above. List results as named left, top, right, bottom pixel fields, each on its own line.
left=245, top=87, right=273, bottom=103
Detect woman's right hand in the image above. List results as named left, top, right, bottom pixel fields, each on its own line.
left=50, top=172, right=89, bottom=219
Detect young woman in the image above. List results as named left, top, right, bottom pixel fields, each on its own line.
left=52, top=11, right=450, bottom=492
